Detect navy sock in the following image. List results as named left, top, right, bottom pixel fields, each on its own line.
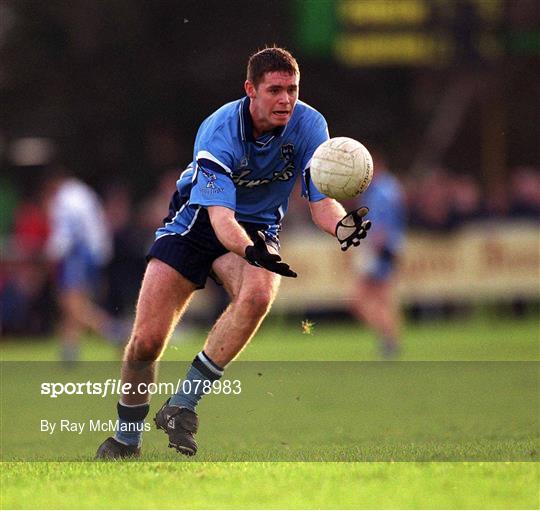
left=169, top=351, right=223, bottom=411
left=115, top=401, right=149, bottom=447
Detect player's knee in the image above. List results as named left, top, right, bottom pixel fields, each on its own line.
left=237, top=290, right=273, bottom=318
left=126, top=333, right=164, bottom=361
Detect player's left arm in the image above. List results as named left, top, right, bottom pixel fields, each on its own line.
left=310, top=198, right=372, bottom=251
left=301, top=111, right=371, bottom=250
left=309, top=197, right=346, bottom=235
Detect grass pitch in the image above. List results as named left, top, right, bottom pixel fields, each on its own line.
left=1, top=314, right=539, bottom=509
left=2, top=461, right=538, bottom=509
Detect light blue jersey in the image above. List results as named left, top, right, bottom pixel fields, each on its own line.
left=355, top=169, right=406, bottom=280
left=361, top=170, right=406, bottom=253
left=157, top=97, right=328, bottom=239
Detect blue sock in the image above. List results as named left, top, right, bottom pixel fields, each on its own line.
left=169, top=351, right=224, bottom=411
left=115, top=401, right=149, bottom=447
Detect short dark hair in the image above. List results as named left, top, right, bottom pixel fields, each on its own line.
left=246, top=46, right=300, bottom=88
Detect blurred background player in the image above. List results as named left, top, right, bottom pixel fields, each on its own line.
left=43, top=167, right=124, bottom=362
left=350, top=150, right=406, bottom=358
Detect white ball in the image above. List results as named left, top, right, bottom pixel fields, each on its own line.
left=310, top=137, right=374, bottom=200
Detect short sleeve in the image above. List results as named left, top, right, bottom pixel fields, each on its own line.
left=189, top=123, right=237, bottom=210
left=300, top=113, right=329, bottom=202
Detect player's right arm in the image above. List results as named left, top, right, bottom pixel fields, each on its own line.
left=208, top=205, right=297, bottom=278
left=207, top=205, right=252, bottom=257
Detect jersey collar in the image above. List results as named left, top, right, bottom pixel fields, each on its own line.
left=239, top=97, right=287, bottom=146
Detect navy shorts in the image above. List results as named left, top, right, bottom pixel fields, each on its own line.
left=147, top=208, right=280, bottom=289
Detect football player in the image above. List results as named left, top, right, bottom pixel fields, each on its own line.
left=96, top=46, right=371, bottom=458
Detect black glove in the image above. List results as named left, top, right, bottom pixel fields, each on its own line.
left=245, top=232, right=297, bottom=278
left=335, top=206, right=372, bottom=251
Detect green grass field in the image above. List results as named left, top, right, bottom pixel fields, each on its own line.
left=1, top=314, right=539, bottom=509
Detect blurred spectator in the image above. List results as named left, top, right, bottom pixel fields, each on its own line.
left=408, top=168, right=453, bottom=231
left=12, top=194, right=50, bottom=254
left=0, top=259, right=54, bottom=336
left=448, top=173, right=484, bottom=227
left=0, top=186, right=53, bottom=336
left=509, top=166, right=540, bottom=220
left=349, top=151, right=406, bottom=358
left=484, top=181, right=510, bottom=219
left=42, top=167, right=125, bottom=362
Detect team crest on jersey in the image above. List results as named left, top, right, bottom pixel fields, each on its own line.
left=200, top=167, right=223, bottom=193
left=281, top=143, right=294, bottom=160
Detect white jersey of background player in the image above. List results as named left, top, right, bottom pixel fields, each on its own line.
left=45, top=177, right=111, bottom=270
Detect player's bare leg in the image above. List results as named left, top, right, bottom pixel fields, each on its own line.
left=58, top=285, right=141, bottom=363
left=203, top=252, right=281, bottom=366
left=122, top=258, right=197, bottom=405
left=59, top=289, right=111, bottom=334
left=57, top=289, right=108, bottom=361
left=351, top=278, right=401, bottom=357
left=57, top=294, right=83, bottom=363
left=155, top=252, right=281, bottom=455
left=96, top=259, right=196, bottom=459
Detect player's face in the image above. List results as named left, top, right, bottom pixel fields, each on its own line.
left=245, top=71, right=299, bottom=136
